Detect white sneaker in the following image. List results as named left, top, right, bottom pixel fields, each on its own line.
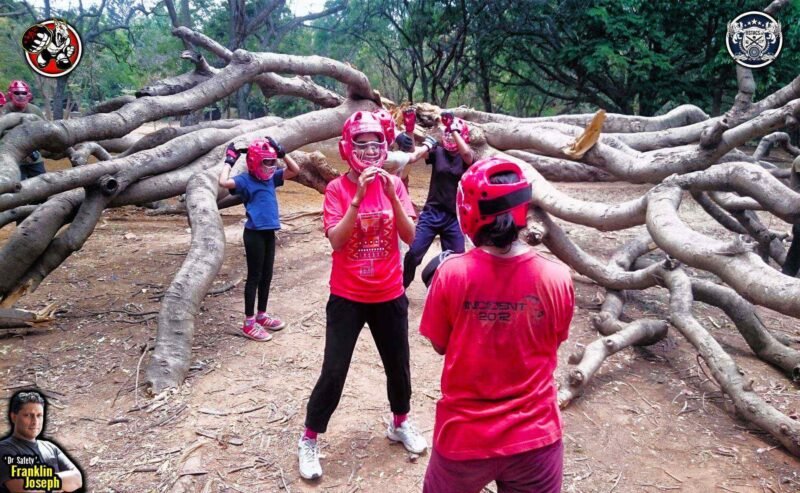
left=298, top=437, right=322, bottom=480
left=387, top=419, right=427, bottom=454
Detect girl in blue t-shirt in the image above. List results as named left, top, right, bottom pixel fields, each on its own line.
left=218, top=136, right=300, bottom=341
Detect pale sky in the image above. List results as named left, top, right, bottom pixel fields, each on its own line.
left=286, top=0, right=328, bottom=16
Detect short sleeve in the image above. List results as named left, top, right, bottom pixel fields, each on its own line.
left=273, top=167, right=285, bottom=188
left=544, top=265, right=575, bottom=345
left=419, top=269, right=453, bottom=351
left=556, top=280, right=575, bottom=344
left=322, top=180, right=346, bottom=236
left=394, top=177, right=415, bottom=219
left=232, top=174, right=250, bottom=201
left=0, top=444, right=12, bottom=485
left=52, top=444, right=76, bottom=472
left=31, top=106, right=45, bottom=119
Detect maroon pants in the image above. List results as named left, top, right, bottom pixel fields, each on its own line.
left=423, top=440, right=563, bottom=493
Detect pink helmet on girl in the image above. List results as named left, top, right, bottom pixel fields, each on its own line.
left=246, top=138, right=278, bottom=181
left=456, top=157, right=532, bottom=242
left=338, top=111, right=388, bottom=173
left=8, top=80, right=32, bottom=109
left=442, top=117, right=470, bottom=152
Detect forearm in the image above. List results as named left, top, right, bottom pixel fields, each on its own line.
left=57, top=470, right=82, bottom=492
left=218, top=165, right=235, bottom=189
left=283, top=154, right=300, bottom=179
left=392, top=198, right=416, bottom=244
left=409, top=146, right=430, bottom=163
left=453, top=134, right=473, bottom=165
left=4, top=478, right=47, bottom=493
left=327, top=204, right=360, bottom=250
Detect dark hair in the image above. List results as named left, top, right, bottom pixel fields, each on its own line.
left=472, top=171, right=522, bottom=249
left=10, top=391, right=45, bottom=414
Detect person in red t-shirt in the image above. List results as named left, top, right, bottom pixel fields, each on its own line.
left=419, top=157, right=575, bottom=493
left=297, top=111, right=427, bottom=481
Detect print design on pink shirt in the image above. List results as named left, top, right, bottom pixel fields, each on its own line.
left=349, top=210, right=393, bottom=264
left=462, top=294, right=545, bottom=322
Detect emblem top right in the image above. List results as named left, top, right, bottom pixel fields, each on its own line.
left=726, top=11, right=783, bottom=68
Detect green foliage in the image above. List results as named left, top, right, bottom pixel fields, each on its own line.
left=0, top=17, right=35, bottom=90
left=488, top=0, right=800, bottom=115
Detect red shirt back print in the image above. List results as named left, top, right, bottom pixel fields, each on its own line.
left=420, top=248, right=575, bottom=460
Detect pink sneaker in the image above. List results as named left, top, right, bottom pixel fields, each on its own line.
left=242, top=321, right=272, bottom=341
left=256, top=313, right=286, bottom=331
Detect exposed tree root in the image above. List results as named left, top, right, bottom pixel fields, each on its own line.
left=661, top=266, right=800, bottom=455
left=558, top=319, right=668, bottom=408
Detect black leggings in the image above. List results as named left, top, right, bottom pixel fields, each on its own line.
left=243, top=228, right=276, bottom=317
left=305, top=293, right=411, bottom=433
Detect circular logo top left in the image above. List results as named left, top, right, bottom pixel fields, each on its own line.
left=21, top=19, right=83, bottom=77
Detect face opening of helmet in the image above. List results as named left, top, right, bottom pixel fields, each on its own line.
left=442, top=131, right=458, bottom=152
left=352, top=132, right=385, bottom=167
left=260, top=159, right=277, bottom=176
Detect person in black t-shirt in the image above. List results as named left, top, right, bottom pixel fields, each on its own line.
left=402, top=111, right=474, bottom=288
left=0, top=391, right=82, bottom=493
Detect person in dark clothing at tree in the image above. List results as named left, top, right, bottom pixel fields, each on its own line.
left=3, top=81, right=47, bottom=181
left=402, top=111, right=474, bottom=288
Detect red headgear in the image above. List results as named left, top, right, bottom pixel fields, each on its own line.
left=442, top=117, right=470, bottom=152
left=0, top=92, right=6, bottom=108
left=338, top=111, right=388, bottom=173
left=456, top=158, right=532, bottom=242
left=246, top=138, right=278, bottom=181
left=372, top=108, right=396, bottom=146
left=8, top=80, right=32, bottom=110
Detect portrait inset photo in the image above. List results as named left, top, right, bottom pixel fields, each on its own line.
left=0, top=391, right=83, bottom=493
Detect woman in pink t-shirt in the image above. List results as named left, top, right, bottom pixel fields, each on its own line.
left=297, top=110, right=427, bottom=481
left=420, top=157, right=575, bottom=493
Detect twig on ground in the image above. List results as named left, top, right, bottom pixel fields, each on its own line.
left=199, top=403, right=268, bottom=416
left=618, top=381, right=658, bottom=409
left=134, top=341, right=150, bottom=410
left=609, top=472, right=623, bottom=493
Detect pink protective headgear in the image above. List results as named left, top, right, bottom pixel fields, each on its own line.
left=442, top=117, right=470, bottom=152
left=372, top=108, right=396, bottom=146
left=8, top=80, right=32, bottom=109
left=338, top=111, right=388, bottom=173
left=246, top=138, right=278, bottom=181
left=456, top=157, right=532, bottom=243
left=0, top=92, right=6, bottom=108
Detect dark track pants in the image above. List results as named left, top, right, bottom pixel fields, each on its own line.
left=19, top=161, right=45, bottom=180
left=403, top=205, right=465, bottom=288
left=305, top=293, right=411, bottom=433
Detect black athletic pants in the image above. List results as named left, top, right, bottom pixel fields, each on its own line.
left=305, top=293, right=411, bottom=433
left=243, top=228, right=276, bottom=317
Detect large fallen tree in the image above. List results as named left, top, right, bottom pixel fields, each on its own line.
left=1, top=13, right=800, bottom=457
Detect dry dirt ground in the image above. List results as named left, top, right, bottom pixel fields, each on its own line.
left=1, top=142, right=799, bottom=493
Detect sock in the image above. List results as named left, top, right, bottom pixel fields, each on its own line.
left=393, top=413, right=407, bottom=428
left=256, top=311, right=267, bottom=322
left=244, top=317, right=255, bottom=327
left=303, top=428, right=318, bottom=440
